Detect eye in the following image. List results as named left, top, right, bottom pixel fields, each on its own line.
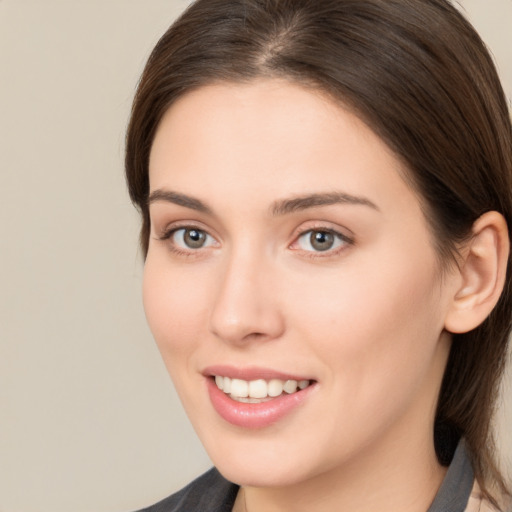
left=170, top=227, right=216, bottom=250
left=295, top=229, right=348, bottom=253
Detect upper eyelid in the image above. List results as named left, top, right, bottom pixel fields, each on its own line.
left=297, top=228, right=351, bottom=240
left=162, top=225, right=209, bottom=239
left=293, top=228, right=353, bottom=247
left=155, top=220, right=216, bottom=239
left=291, top=221, right=355, bottom=241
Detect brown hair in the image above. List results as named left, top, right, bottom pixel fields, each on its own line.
left=125, top=0, right=512, bottom=502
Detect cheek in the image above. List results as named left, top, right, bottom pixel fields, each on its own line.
left=284, top=254, right=447, bottom=450
left=142, top=254, right=210, bottom=360
left=287, top=245, right=445, bottom=380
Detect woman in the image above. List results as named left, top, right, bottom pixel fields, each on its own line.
left=125, top=0, right=512, bottom=510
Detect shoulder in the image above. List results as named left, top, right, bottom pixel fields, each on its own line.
left=135, top=467, right=239, bottom=512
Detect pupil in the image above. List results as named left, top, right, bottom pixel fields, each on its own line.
left=311, top=231, right=334, bottom=251
left=185, top=229, right=206, bottom=248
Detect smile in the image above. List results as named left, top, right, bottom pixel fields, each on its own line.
left=205, top=368, right=317, bottom=428
left=214, top=376, right=311, bottom=403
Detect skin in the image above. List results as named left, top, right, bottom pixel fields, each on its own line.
left=144, top=80, right=466, bottom=512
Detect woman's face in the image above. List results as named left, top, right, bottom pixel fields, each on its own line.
left=144, top=80, right=457, bottom=487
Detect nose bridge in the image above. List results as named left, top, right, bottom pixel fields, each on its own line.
left=209, top=242, right=284, bottom=344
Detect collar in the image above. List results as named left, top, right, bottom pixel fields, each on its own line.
left=427, top=439, right=474, bottom=512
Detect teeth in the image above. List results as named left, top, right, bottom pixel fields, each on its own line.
left=268, top=379, right=284, bottom=397
left=248, top=379, right=267, bottom=399
left=230, top=378, right=249, bottom=398
left=214, top=375, right=311, bottom=400
left=283, top=379, right=298, bottom=394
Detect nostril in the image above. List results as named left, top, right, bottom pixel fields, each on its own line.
left=245, top=332, right=266, bottom=340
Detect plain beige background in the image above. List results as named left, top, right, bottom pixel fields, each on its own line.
left=0, top=1, right=511, bottom=511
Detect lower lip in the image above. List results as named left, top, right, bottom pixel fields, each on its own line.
left=206, top=378, right=316, bottom=429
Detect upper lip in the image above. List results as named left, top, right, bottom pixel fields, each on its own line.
left=202, top=364, right=314, bottom=382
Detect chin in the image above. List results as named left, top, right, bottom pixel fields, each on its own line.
left=195, top=423, right=336, bottom=489
left=213, top=453, right=315, bottom=488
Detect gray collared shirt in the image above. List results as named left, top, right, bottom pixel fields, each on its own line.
left=427, top=440, right=474, bottom=512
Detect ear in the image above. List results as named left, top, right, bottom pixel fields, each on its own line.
left=444, top=211, right=510, bottom=334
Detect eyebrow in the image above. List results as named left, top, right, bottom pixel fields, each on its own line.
left=147, top=189, right=379, bottom=216
left=271, top=192, right=379, bottom=216
left=148, top=189, right=212, bottom=214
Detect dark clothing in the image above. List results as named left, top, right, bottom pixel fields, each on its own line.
left=137, top=441, right=475, bottom=512
left=427, top=440, right=474, bottom=512
left=136, top=468, right=238, bottom=512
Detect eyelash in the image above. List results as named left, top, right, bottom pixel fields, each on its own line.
left=156, top=224, right=354, bottom=258
left=157, top=225, right=218, bottom=258
left=290, top=227, right=354, bottom=258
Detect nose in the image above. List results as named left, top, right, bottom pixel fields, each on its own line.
left=208, top=250, right=285, bottom=345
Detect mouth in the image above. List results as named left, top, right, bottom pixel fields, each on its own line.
left=213, top=375, right=312, bottom=403
left=203, top=366, right=317, bottom=428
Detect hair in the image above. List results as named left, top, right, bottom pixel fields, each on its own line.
left=125, top=0, right=512, bottom=503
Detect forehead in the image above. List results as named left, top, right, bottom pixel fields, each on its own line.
left=150, top=79, right=352, bottom=167
left=148, top=79, right=421, bottom=220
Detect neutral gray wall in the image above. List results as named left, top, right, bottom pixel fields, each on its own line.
left=0, top=1, right=510, bottom=511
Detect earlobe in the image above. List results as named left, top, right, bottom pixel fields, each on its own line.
left=444, top=211, right=510, bottom=334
